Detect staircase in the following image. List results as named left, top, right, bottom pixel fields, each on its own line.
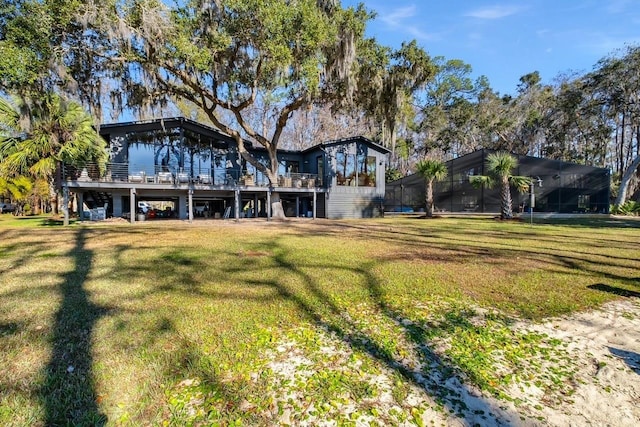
left=84, top=191, right=112, bottom=211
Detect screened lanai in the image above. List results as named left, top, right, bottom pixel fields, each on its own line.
left=385, top=150, right=611, bottom=214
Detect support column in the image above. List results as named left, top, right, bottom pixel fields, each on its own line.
left=63, top=186, right=70, bottom=226
left=130, top=188, right=136, bottom=224
left=178, top=194, right=188, bottom=219
left=295, top=196, right=300, bottom=217
left=77, top=192, right=84, bottom=222
left=188, top=189, right=194, bottom=223
left=112, top=194, right=123, bottom=218
left=234, top=190, right=240, bottom=221
left=313, top=189, right=317, bottom=220
left=267, top=190, right=271, bottom=221
left=253, top=194, right=259, bottom=218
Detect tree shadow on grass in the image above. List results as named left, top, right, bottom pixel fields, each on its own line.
left=588, top=283, right=640, bottom=298
left=39, top=227, right=109, bottom=426
left=222, top=239, right=526, bottom=425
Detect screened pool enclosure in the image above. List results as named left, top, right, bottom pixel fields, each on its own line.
left=385, top=150, right=611, bottom=214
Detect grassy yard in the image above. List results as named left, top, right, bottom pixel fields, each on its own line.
left=0, top=215, right=638, bottom=425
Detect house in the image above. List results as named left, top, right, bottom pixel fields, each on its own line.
left=61, top=117, right=389, bottom=221
left=386, top=149, right=611, bottom=214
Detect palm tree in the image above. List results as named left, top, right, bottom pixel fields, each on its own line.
left=416, top=159, right=448, bottom=218
left=470, top=151, right=530, bottom=219
left=0, top=175, right=33, bottom=215
left=0, top=94, right=108, bottom=211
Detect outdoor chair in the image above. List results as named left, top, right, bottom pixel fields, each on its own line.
left=177, top=172, right=190, bottom=183
left=156, top=172, right=173, bottom=184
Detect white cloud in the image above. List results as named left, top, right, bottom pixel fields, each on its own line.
left=379, top=5, right=439, bottom=41
left=380, top=6, right=417, bottom=26
left=465, top=5, right=521, bottom=19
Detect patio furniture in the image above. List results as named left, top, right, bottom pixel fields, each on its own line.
left=128, top=172, right=145, bottom=183
left=156, top=172, right=173, bottom=184
left=198, top=174, right=212, bottom=184
left=177, top=172, right=190, bottom=183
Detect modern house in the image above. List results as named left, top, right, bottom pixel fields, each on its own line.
left=386, top=149, right=611, bottom=214
left=61, top=117, right=389, bottom=221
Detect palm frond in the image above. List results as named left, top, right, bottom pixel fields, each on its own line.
left=470, top=175, right=494, bottom=188
left=509, top=175, right=532, bottom=193
left=416, top=159, right=448, bottom=182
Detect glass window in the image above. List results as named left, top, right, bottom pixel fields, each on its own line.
left=127, top=142, right=155, bottom=175
left=578, top=194, right=590, bottom=210
left=278, top=160, right=299, bottom=176
left=357, top=155, right=376, bottom=187
left=336, top=152, right=356, bottom=186
left=317, top=156, right=324, bottom=186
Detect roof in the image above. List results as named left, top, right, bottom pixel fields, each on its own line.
left=99, top=117, right=238, bottom=145
left=99, top=117, right=390, bottom=155
left=303, top=136, right=391, bottom=155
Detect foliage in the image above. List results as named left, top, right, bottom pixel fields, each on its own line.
left=385, top=167, right=403, bottom=183
left=611, top=200, right=640, bottom=216
left=0, top=174, right=32, bottom=203
left=416, top=159, right=448, bottom=217
left=0, top=93, right=108, bottom=180
left=87, top=0, right=380, bottom=185
left=470, top=152, right=530, bottom=219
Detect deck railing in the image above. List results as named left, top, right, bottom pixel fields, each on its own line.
left=62, top=163, right=321, bottom=188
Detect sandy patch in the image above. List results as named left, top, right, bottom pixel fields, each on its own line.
left=518, top=298, right=640, bottom=426
left=262, top=298, right=640, bottom=426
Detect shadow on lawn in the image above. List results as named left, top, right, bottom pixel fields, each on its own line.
left=213, top=239, right=521, bottom=425
left=39, top=227, right=108, bottom=425
left=588, top=283, right=640, bottom=298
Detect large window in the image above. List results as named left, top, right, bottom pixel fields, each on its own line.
left=357, top=155, right=376, bottom=187
left=336, top=152, right=356, bottom=186
left=337, top=151, right=376, bottom=187
left=278, top=160, right=300, bottom=176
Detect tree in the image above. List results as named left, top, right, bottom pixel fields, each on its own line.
left=416, top=159, right=447, bottom=218
left=417, top=57, right=478, bottom=155
left=470, top=152, right=530, bottom=219
left=585, top=45, right=640, bottom=208
left=0, top=93, right=108, bottom=207
left=90, top=0, right=377, bottom=217
left=0, top=175, right=32, bottom=215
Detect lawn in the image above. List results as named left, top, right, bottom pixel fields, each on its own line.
left=0, top=216, right=638, bottom=425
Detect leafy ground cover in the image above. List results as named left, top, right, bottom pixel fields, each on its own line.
left=0, top=216, right=638, bottom=425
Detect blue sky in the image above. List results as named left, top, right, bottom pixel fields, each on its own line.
left=342, top=0, right=640, bottom=95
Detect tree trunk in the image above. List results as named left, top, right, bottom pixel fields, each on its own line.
left=270, top=192, right=287, bottom=220
left=425, top=179, right=434, bottom=218
left=615, top=155, right=640, bottom=207
left=501, top=178, right=513, bottom=219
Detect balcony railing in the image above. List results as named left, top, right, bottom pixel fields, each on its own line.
left=63, top=163, right=321, bottom=189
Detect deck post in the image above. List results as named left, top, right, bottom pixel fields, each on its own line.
left=267, top=190, right=271, bottom=221
left=130, top=188, right=136, bottom=224
left=295, top=196, right=300, bottom=217
left=234, top=189, right=240, bottom=221
left=188, top=189, right=193, bottom=223
left=62, top=185, right=69, bottom=226
left=77, top=191, right=84, bottom=222
left=253, top=194, right=259, bottom=218
left=313, top=189, right=317, bottom=220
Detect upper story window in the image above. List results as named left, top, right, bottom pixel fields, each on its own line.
left=278, top=160, right=300, bottom=176
left=336, top=152, right=356, bottom=185
left=358, top=155, right=376, bottom=187
left=336, top=151, right=376, bottom=187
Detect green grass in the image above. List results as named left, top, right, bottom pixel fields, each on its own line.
left=0, top=215, right=638, bottom=425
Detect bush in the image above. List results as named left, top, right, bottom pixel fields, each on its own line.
left=611, top=201, right=640, bottom=216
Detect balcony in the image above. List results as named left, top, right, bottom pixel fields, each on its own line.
left=62, top=163, right=321, bottom=189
